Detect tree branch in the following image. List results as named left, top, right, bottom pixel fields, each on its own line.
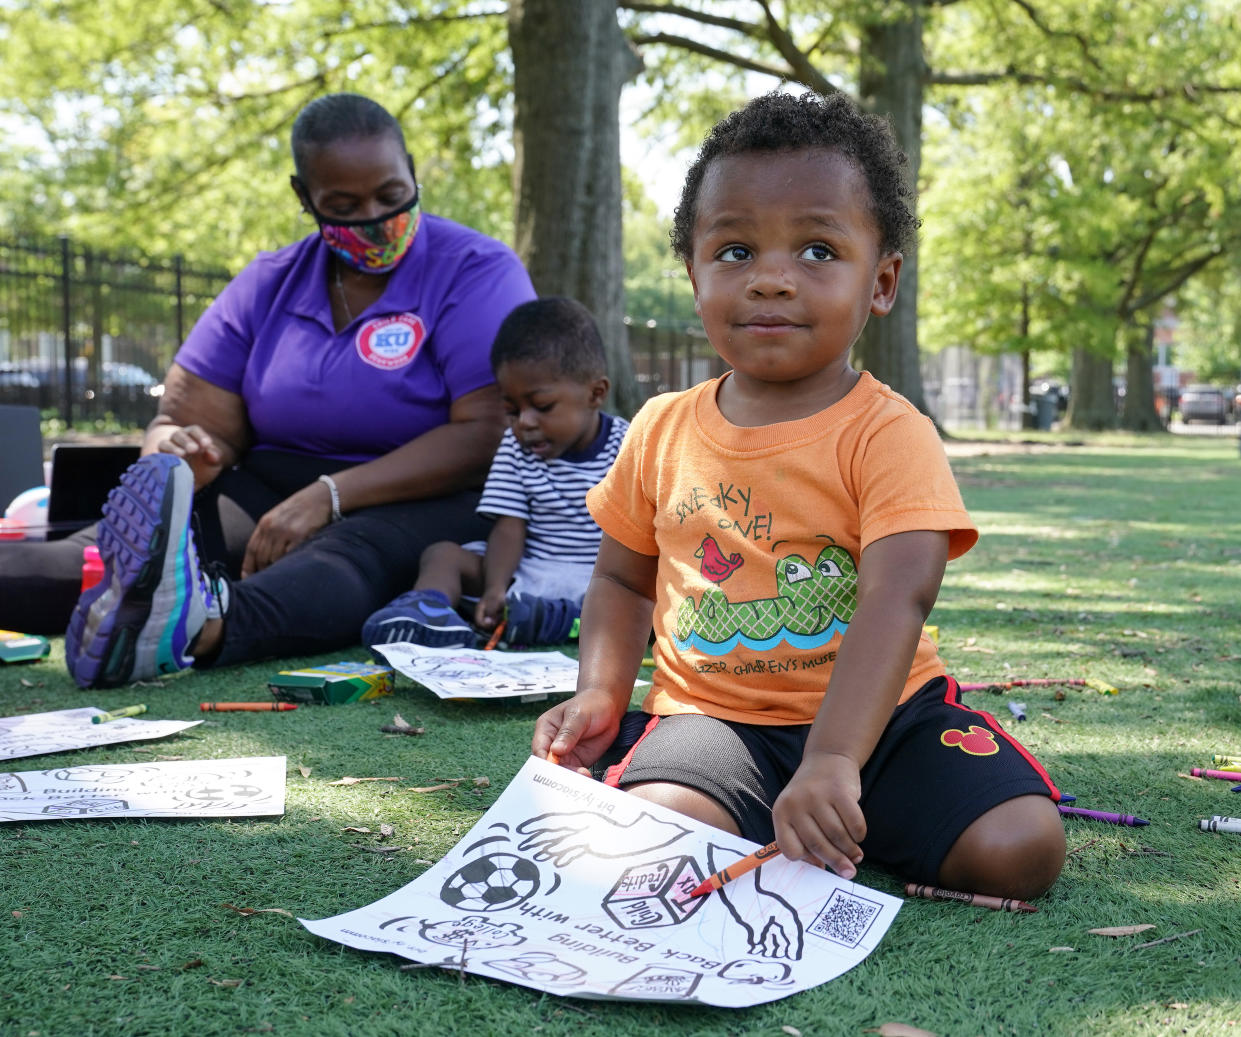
left=928, top=68, right=1241, bottom=102
left=629, top=32, right=792, bottom=82
left=1130, top=247, right=1226, bottom=314
left=1007, top=0, right=1104, bottom=72
left=753, top=0, right=837, bottom=95
left=619, top=1, right=764, bottom=39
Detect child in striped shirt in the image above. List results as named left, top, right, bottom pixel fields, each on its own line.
left=362, top=297, right=628, bottom=649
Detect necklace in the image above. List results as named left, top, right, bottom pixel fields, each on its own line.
left=333, top=259, right=353, bottom=325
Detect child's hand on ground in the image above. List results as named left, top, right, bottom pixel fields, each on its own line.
left=474, top=589, right=507, bottom=630
left=532, top=689, right=624, bottom=772
left=772, top=751, right=866, bottom=881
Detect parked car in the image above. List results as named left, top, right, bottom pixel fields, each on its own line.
left=1177, top=384, right=1228, bottom=424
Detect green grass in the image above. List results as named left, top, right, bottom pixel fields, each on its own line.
left=3, top=433, right=1240, bottom=1036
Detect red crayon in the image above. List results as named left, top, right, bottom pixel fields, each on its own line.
left=905, top=883, right=1037, bottom=913
left=1190, top=768, right=1241, bottom=782
left=200, top=702, right=298, bottom=712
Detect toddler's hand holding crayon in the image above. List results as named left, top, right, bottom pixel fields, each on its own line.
left=772, top=751, right=866, bottom=881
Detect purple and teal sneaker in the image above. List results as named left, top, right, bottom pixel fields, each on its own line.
left=65, top=453, right=221, bottom=688
left=361, top=590, right=478, bottom=649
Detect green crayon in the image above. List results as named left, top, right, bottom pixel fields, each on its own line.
left=92, top=704, right=148, bottom=724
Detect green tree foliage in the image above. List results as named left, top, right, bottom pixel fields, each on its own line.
left=0, top=0, right=513, bottom=270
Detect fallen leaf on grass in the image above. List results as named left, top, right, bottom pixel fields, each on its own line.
left=1089, top=924, right=1156, bottom=937
left=1041, top=712, right=1067, bottom=724
left=107, top=974, right=129, bottom=981
left=220, top=903, right=294, bottom=919
left=298, top=766, right=312, bottom=778
left=863, top=1025, right=939, bottom=1037
left=379, top=823, right=395, bottom=840
left=135, top=964, right=161, bottom=971
left=1164, top=1002, right=1189, bottom=1009
left=408, top=782, right=462, bottom=794
left=781, top=1027, right=802, bottom=1037
left=19, top=678, right=34, bottom=688
left=328, top=776, right=404, bottom=786
left=180, top=959, right=205, bottom=970
left=473, top=776, right=490, bottom=789
left=341, top=826, right=372, bottom=834
left=11, top=910, right=22, bottom=918
left=381, top=713, right=426, bottom=736
left=355, top=845, right=403, bottom=854
left=209, top=978, right=244, bottom=988
left=1177, top=773, right=1204, bottom=781
left=1048, top=947, right=1075, bottom=953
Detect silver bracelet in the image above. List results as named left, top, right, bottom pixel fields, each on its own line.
left=317, top=474, right=344, bottom=523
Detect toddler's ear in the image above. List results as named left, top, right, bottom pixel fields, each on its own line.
left=589, top=376, right=611, bottom=405
left=870, top=252, right=902, bottom=317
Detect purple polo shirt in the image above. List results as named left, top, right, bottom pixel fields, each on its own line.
left=174, top=215, right=536, bottom=462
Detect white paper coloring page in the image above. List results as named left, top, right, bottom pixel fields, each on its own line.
left=302, top=756, right=900, bottom=1006
left=0, top=707, right=201, bottom=761
left=0, top=756, right=286, bottom=822
left=373, top=643, right=592, bottom=700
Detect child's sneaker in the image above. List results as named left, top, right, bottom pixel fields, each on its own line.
left=65, top=453, right=221, bottom=688
left=362, top=590, right=478, bottom=649
left=502, top=593, right=580, bottom=647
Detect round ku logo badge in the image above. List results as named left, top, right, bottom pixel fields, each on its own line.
left=355, top=314, right=426, bottom=370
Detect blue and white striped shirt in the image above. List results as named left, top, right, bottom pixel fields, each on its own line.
left=477, top=412, right=629, bottom=564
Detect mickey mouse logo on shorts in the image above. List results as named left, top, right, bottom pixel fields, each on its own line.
left=940, top=725, right=1000, bottom=756
left=355, top=314, right=426, bottom=370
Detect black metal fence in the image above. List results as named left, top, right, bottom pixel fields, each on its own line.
left=0, top=236, right=231, bottom=427
left=0, top=233, right=712, bottom=428
left=626, top=319, right=725, bottom=400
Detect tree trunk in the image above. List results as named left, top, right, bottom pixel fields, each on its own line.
left=508, top=0, right=645, bottom=416
left=1119, top=320, right=1164, bottom=431
left=1066, top=347, right=1117, bottom=430
left=854, top=0, right=929, bottom=415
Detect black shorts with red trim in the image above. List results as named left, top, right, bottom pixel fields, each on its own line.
left=598, top=676, right=1060, bottom=884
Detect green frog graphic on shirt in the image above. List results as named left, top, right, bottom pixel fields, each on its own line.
left=674, top=538, right=857, bottom=654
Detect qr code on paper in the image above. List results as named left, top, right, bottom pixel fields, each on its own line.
left=807, top=888, right=882, bottom=948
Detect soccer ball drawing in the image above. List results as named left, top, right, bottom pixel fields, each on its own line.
left=440, top=853, right=541, bottom=912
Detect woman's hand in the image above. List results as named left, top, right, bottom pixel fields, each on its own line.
left=155, top=425, right=228, bottom=491
left=771, top=751, right=867, bottom=881
left=240, top=480, right=334, bottom=578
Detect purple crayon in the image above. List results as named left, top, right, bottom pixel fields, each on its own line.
left=1058, top=805, right=1148, bottom=827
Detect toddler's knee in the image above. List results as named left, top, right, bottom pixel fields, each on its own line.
left=937, top=795, right=1065, bottom=901
left=419, top=540, right=458, bottom=566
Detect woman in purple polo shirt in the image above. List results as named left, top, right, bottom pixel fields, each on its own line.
left=2, top=93, right=537, bottom=686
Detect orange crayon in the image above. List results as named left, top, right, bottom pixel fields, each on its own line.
left=689, top=841, right=783, bottom=898
left=904, top=883, right=1037, bottom=913
left=483, top=620, right=507, bottom=651
left=545, top=750, right=561, bottom=766
left=200, top=702, right=298, bottom=712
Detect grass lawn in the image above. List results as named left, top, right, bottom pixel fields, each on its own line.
left=2, top=432, right=1239, bottom=1036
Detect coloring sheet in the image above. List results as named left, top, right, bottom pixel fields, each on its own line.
left=0, top=707, right=201, bottom=761
left=374, top=643, right=646, bottom=701
left=302, top=756, right=900, bottom=1006
left=0, top=756, right=286, bottom=822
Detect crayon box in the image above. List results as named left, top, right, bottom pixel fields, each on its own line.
left=0, top=630, right=51, bottom=664
left=268, top=662, right=394, bottom=705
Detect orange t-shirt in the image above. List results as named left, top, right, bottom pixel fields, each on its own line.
left=587, top=372, right=978, bottom=725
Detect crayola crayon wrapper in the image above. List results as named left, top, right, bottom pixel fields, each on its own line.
left=268, top=662, right=393, bottom=705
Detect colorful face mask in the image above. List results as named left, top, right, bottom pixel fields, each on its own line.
left=310, top=190, right=421, bottom=274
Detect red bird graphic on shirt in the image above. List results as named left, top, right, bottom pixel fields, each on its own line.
left=695, top=534, right=744, bottom=583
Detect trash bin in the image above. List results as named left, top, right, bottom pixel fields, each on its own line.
left=1034, top=393, right=1058, bottom=430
